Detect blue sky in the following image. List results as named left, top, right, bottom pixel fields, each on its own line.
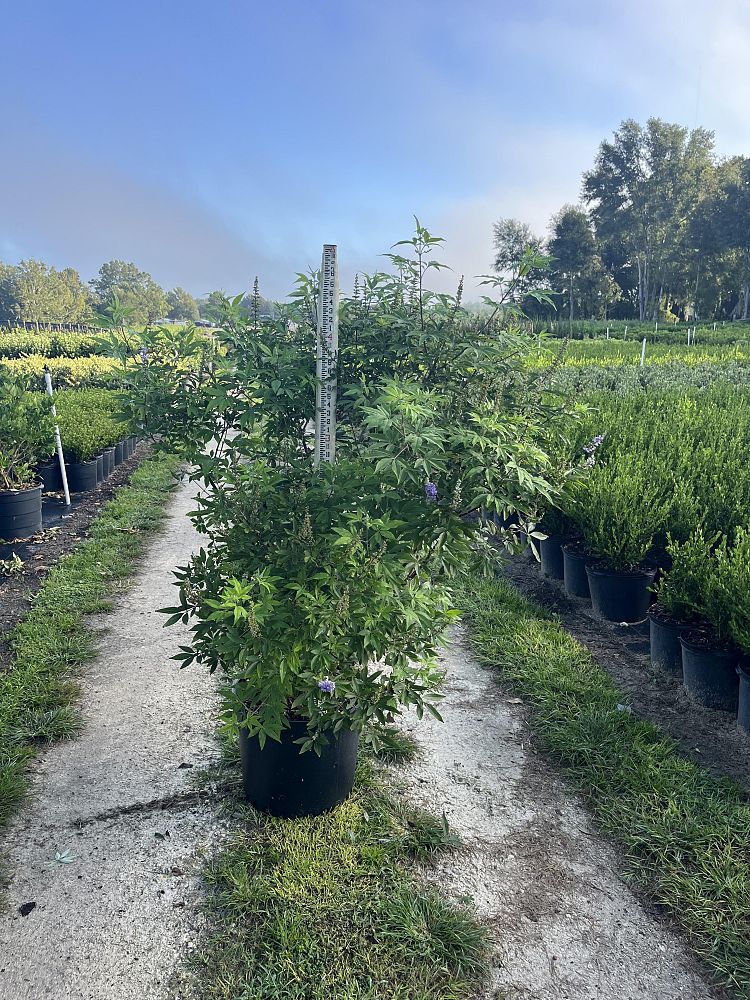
left=2, top=0, right=748, bottom=300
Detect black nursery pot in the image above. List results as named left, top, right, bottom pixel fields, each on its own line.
left=562, top=544, right=590, bottom=599
left=67, top=459, right=98, bottom=493
left=239, top=719, right=359, bottom=818
left=37, top=459, right=62, bottom=493
left=737, top=662, right=750, bottom=735
left=103, top=447, right=115, bottom=477
left=95, top=454, right=104, bottom=483
left=586, top=564, right=656, bottom=623
left=539, top=534, right=565, bottom=580
left=0, top=485, right=42, bottom=541
left=648, top=608, right=693, bottom=676
left=114, top=440, right=125, bottom=465
left=681, top=634, right=739, bottom=712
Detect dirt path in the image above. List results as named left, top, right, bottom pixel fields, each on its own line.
left=398, top=625, right=729, bottom=1000
left=0, top=477, right=220, bottom=1000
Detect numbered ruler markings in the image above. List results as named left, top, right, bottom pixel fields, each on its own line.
left=315, top=244, right=339, bottom=466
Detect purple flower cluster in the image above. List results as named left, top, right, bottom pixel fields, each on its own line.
left=318, top=678, right=336, bottom=694
left=424, top=481, right=438, bottom=502
left=583, top=434, right=605, bottom=456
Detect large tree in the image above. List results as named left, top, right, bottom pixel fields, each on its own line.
left=91, top=260, right=167, bottom=324
left=583, top=118, right=715, bottom=321
left=547, top=205, right=618, bottom=322
left=491, top=218, right=546, bottom=298
left=166, top=286, right=199, bottom=322
left=0, top=260, right=90, bottom=326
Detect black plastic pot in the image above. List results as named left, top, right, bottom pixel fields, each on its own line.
left=114, top=440, right=125, bottom=465
left=648, top=609, right=692, bottom=676
left=562, top=545, right=590, bottom=599
left=738, top=662, right=750, bottom=735
left=128, top=436, right=138, bottom=456
left=586, top=564, right=656, bottom=623
left=681, top=635, right=739, bottom=712
left=37, top=459, right=62, bottom=493
left=239, top=719, right=359, bottom=818
left=540, top=534, right=565, bottom=580
left=95, top=454, right=104, bottom=483
left=103, top=447, right=115, bottom=477
left=67, top=459, right=98, bottom=493
left=0, top=485, right=42, bottom=541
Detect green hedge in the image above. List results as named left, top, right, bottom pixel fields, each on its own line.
left=0, top=354, right=125, bottom=389
left=54, top=388, right=130, bottom=463
left=0, top=330, right=105, bottom=358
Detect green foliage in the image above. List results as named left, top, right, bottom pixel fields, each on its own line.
left=458, top=572, right=750, bottom=996
left=574, top=454, right=672, bottom=569
left=657, top=529, right=718, bottom=621
left=0, top=260, right=91, bottom=326
left=109, top=222, right=580, bottom=750
left=0, top=354, right=124, bottom=389
left=0, top=371, right=54, bottom=489
left=90, top=259, right=167, bottom=324
left=0, top=329, right=104, bottom=358
left=55, top=388, right=129, bottom=462
left=166, top=286, right=199, bottom=321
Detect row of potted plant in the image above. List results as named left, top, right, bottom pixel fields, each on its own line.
left=0, top=378, right=135, bottom=542
left=0, top=353, right=124, bottom=389
left=532, top=382, right=750, bottom=734
left=0, top=329, right=104, bottom=358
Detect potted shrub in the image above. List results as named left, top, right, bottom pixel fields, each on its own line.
left=676, top=532, right=742, bottom=714
left=649, top=529, right=712, bottom=675
left=722, top=528, right=750, bottom=732
left=113, top=225, right=578, bottom=816
left=578, top=456, right=672, bottom=622
left=0, top=372, right=54, bottom=540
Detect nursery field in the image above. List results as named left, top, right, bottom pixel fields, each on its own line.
left=2, top=243, right=750, bottom=1000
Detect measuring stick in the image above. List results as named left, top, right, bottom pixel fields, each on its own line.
left=314, top=244, right=339, bottom=467
left=43, top=368, right=71, bottom=506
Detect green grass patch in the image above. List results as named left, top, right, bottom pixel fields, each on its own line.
left=192, top=753, right=487, bottom=1000
left=457, top=572, right=750, bottom=997
left=0, top=453, right=180, bottom=832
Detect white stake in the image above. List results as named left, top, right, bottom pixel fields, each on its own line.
left=624, top=325, right=628, bottom=338
left=314, top=244, right=339, bottom=467
left=640, top=337, right=647, bottom=367
left=43, top=368, right=71, bottom=507
left=606, top=326, right=609, bottom=339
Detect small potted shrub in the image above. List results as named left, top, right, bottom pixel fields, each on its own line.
left=579, top=457, right=671, bottom=622
left=0, top=373, right=54, bottom=540
left=649, top=529, right=711, bottom=675
left=722, top=528, right=750, bottom=732
left=679, top=538, right=740, bottom=713
left=58, top=422, right=104, bottom=492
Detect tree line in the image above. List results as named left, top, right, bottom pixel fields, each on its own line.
left=494, top=118, right=750, bottom=322
left=0, top=259, right=274, bottom=328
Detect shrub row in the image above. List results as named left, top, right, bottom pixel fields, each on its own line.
left=0, top=330, right=105, bottom=358
left=545, top=382, right=750, bottom=654
left=0, top=354, right=125, bottom=389
left=53, top=389, right=130, bottom=463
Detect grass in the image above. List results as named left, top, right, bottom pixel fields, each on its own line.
left=0, top=453, right=180, bottom=832
left=191, top=747, right=487, bottom=1000
left=456, top=571, right=750, bottom=998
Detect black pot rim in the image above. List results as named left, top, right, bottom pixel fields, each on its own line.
left=562, top=542, right=589, bottom=558
left=680, top=633, right=739, bottom=659
left=586, top=563, right=656, bottom=580
left=69, top=458, right=98, bottom=469
left=0, top=484, right=43, bottom=497
left=647, top=606, right=696, bottom=631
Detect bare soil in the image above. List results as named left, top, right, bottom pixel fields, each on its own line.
left=503, top=553, right=750, bottom=793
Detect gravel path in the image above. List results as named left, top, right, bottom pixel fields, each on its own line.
left=398, top=625, right=729, bottom=1000
left=0, top=477, right=221, bottom=1000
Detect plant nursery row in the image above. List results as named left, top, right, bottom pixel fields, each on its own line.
left=0, top=329, right=106, bottom=358
left=0, top=382, right=136, bottom=542
left=533, top=380, right=750, bottom=732
left=0, top=353, right=124, bottom=389
left=531, top=316, right=750, bottom=345
left=531, top=339, right=750, bottom=369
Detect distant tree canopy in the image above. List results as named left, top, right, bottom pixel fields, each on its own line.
left=0, top=260, right=91, bottom=326
left=166, top=286, right=199, bottom=322
left=90, top=260, right=167, bottom=325
left=494, top=117, right=750, bottom=321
